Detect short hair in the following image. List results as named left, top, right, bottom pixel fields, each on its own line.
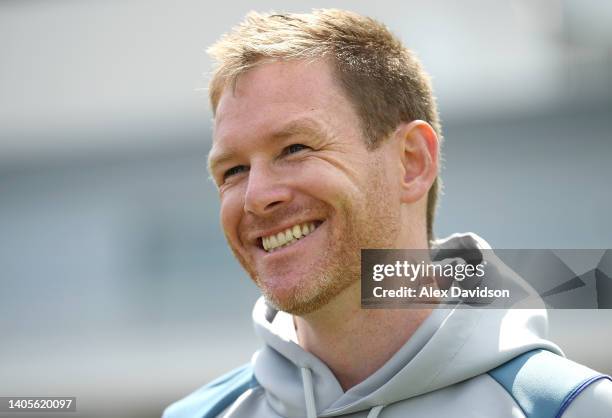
left=207, top=9, right=443, bottom=242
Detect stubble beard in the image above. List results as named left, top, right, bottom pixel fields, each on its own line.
left=228, top=168, right=400, bottom=316
left=265, top=191, right=399, bottom=316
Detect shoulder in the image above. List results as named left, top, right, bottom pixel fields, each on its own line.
left=488, top=349, right=612, bottom=418
left=163, top=364, right=258, bottom=418
left=561, top=377, right=612, bottom=418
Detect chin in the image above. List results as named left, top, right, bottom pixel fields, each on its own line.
left=263, top=293, right=324, bottom=316
left=260, top=271, right=355, bottom=316
left=258, top=276, right=314, bottom=313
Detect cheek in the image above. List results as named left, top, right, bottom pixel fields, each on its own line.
left=219, top=193, right=243, bottom=241
left=287, top=160, right=353, bottom=199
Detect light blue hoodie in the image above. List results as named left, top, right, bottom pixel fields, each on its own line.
left=164, top=233, right=612, bottom=417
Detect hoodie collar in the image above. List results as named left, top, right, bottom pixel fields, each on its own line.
left=251, top=233, right=563, bottom=417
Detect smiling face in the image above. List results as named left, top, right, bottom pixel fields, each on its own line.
left=209, top=59, right=403, bottom=315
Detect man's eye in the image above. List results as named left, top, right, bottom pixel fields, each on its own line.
left=223, top=165, right=248, bottom=180
left=283, top=143, right=310, bottom=155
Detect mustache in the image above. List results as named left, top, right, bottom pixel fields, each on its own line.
left=239, top=203, right=328, bottom=235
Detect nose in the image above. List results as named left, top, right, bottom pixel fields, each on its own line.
left=243, top=161, right=292, bottom=215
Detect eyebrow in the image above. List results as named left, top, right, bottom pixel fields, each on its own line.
left=207, top=117, right=329, bottom=175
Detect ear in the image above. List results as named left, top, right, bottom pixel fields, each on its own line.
left=395, top=120, right=439, bottom=204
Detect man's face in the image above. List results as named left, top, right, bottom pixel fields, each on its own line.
left=209, top=59, right=401, bottom=315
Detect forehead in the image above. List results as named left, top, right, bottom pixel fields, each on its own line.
left=213, top=59, right=359, bottom=147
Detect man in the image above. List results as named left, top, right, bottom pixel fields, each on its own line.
left=164, top=9, right=612, bottom=418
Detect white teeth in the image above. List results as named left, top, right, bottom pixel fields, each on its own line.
left=292, top=225, right=302, bottom=239
left=269, top=235, right=279, bottom=248
left=276, top=231, right=287, bottom=246
left=262, top=221, right=320, bottom=252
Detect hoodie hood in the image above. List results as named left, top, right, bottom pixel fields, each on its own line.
left=251, top=233, right=563, bottom=417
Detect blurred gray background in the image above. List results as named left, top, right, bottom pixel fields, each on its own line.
left=1, top=0, right=611, bottom=417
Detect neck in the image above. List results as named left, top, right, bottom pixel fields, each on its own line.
left=294, top=281, right=432, bottom=391
left=294, top=209, right=432, bottom=390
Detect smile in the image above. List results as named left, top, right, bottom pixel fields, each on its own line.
left=261, top=221, right=322, bottom=252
